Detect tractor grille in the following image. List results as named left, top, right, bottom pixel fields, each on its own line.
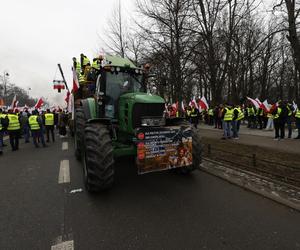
left=132, top=103, right=165, bottom=128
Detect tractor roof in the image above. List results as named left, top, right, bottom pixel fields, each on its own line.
left=104, top=55, right=138, bottom=69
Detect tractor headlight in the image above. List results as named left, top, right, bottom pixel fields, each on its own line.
left=141, top=117, right=166, bottom=127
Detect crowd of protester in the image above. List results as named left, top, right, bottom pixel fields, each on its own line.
left=0, top=108, right=70, bottom=155
left=166, top=100, right=300, bottom=140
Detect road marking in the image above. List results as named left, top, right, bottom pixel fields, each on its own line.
left=58, top=160, right=70, bottom=184
left=51, top=240, right=74, bottom=250
left=62, top=142, right=68, bottom=151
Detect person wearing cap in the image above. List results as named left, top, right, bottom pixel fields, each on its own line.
left=28, top=110, right=46, bottom=148
left=5, top=109, right=21, bottom=151
left=43, top=109, right=55, bottom=142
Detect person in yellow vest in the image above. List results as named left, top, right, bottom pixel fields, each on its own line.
left=5, top=109, right=21, bottom=151
left=222, top=103, right=233, bottom=139
left=272, top=101, right=287, bottom=140
left=80, top=53, right=90, bottom=72
left=232, top=105, right=244, bottom=139
left=0, top=108, right=8, bottom=155
left=43, top=109, right=55, bottom=142
left=246, top=104, right=256, bottom=129
left=190, top=104, right=199, bottom=128
left=92, top=58, right=101, bottom=71
left=72, top=57, right=81, bottom=75
left=186, top=106, right=192, bottom=122
left=294, top=105, right=300, bottom=139
left=286, top=102, right=294, bottom=138
left=28, top=110, right=46, bottom=148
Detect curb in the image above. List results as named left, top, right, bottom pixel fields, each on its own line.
left=201, top=160, right=300, bottom=212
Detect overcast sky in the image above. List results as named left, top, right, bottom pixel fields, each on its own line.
left=0, top=0, right=274, bottom=106
left=0, top=0, right=135, bottom=106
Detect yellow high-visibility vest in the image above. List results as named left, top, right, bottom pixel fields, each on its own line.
left=295, top=109, right=300, bottom=118
left=45, top=113, right=54, bottom=126
left=247, top=107, right=254, bottom=116
left=0, top=113, right=6, bottom=131
left=83, top=56, right=90, bottom=66
left=75, top=60, right=81, bottom=73
left=29, top=115, right=40, bottom=130
left=274, top=107, right=282, bottom=119
left=7, top=114, right=20, bottom=131
left=236, top=107, right=244, bottom=121
left=92, top=60, right=100, bottom=70
left=190, top=108, right=197, bottom=117
left=224, top=108, right=233, bottom=121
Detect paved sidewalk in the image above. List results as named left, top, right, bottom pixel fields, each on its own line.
left=199, top=124, right=300, bottom=155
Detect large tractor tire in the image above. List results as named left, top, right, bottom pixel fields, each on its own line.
left=83, top=123, right=114, bottom=192
left=74, top=108, right=85, bottom=161
left=178, top=127, right=202, bottom=174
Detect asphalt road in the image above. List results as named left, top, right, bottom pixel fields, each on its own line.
left=0, top=133, right=300, bottom=250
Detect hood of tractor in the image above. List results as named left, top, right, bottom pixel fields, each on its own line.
left=118, top=92, right=166, bottom=134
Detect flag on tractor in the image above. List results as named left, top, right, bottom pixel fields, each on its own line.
left=72, top=67, right=79, bottom=93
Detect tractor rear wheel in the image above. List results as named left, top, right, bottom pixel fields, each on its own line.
left=83, top=123, right=114, bottom=192
left=75, top=108, right=85, bottom=161
left=179, top=127, right=202, bottom=174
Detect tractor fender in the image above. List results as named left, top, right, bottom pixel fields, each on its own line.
left=80, top=98, right=97, bottom=120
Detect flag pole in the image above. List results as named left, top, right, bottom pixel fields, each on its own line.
left=58, top=64, right=69, bottom=92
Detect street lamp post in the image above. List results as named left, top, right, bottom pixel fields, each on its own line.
left=1, top=71, right=9, bottom=99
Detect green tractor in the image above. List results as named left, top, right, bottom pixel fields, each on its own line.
left=74, top=55, right=202, bottom=192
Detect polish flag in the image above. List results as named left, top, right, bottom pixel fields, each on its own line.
left=261, top=100, right=270, bottom=112
left=246, top=97, right=260, bottom=109
left=255, top=98, right=262, bottom=106
left=191, top=96, right=199, bottom=109
left=65, top=91, right=70, bottom=104
left=34, top=98, right=44, bottom=109
left=198, top=96, right=209, bottom=110
left=72, top=67, right=79, bottom=93
left=10, top=95, right=17, bottom=109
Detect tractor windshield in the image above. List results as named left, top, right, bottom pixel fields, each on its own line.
left=104, top=71, right=143, bottom=118
left=106, top=71, right=143, bottom=102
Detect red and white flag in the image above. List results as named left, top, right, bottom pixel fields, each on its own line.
left=34, top=98, right=44, bottom=109
left=255, top=98, right=262, bottom=106
left=260, top=100, right=270, bottom=112
left=246, top=97, right=260, bottom=109
left=65, top=91, right=70, bottom=104
left=198, top=96, right=209, bottom=110
left=72, top=67, right=79, bottom=93
left=10, top=95, right=17, bottom=109
left=191, top=96, right=199, bottom=109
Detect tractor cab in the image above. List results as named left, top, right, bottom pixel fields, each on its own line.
left=95, top=56, right=146, bottom=119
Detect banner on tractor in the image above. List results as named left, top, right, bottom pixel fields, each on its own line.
left=135, top=126, right=193, bottom=174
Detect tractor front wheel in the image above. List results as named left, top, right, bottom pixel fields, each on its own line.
left=75, top=108, right=85, bottom=161
left=83, top=123, right=114, bottom=192
left=179, top=127, right=202, bottom=174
